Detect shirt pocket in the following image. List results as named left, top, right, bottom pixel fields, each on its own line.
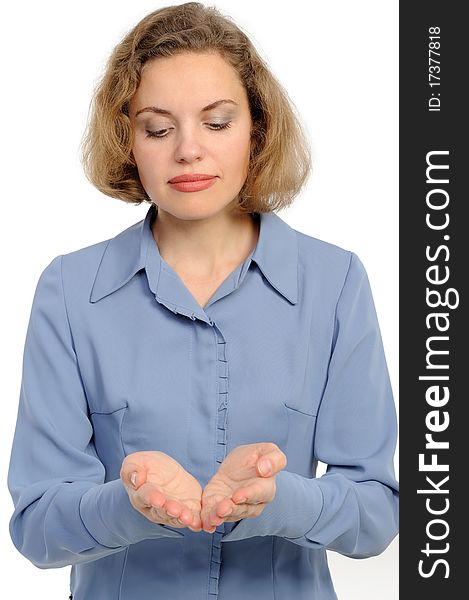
left=283, top=402, right=317, bottom=476
left=89, top=404, right=128, bottom=481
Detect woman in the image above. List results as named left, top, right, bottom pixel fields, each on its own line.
left=7, top=3, right=399, bottom=599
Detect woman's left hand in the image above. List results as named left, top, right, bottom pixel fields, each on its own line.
left=201, top=442, right=287, bottom=533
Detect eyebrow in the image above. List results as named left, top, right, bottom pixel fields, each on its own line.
left=134, top=99, right=238, bottom=118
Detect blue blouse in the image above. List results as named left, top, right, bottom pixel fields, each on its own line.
left=8, top=203, right=398, bottom=600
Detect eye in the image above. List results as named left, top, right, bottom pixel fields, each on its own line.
left=207, top=121, right=232, bottom=131
left=144, top=121, right=232, bottom=139
left=145, top=128, right=171, bottom=138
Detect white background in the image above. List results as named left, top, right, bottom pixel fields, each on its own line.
left=0, top=1, right=398, bottom=597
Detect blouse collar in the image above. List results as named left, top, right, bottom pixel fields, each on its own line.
left=90, top=203, right=298, bottom=316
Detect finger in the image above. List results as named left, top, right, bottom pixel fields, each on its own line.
left=230, top=501, right=267, bottom=521
left=188, top=512, right=203, bottom=532
left=232, top=480, right=274, bottom=505
left=200, top=502, right=216, bottom=530
left=217, top=499, right=235, bottom=518
left=148, top=504, right=192, bottom=530
left=132, top=482, right=166, bottom=511
left=201, top=497, right=240, bottom=532
left=256, top=446, right=287, bottom=477
left=202, top=516, right=221, bottom=533
left=206, top=500, right=267, bottom=529
left=201, top=504, right=222, bottom=532
left=188, top=526, right=203, bottom=533
left=129, top=488, right=197, bottom=531
left=164, top=499, right=183, bottom=518
left=176, top=508, right=195, bottom=527
left=163, top=499, right=199, bottom=525
left=163, top=501, right=200, bottom=530
left=207, top=499, right=235, bottom=526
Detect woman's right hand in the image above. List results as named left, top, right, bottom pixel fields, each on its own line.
left=120, top=451, right=203, bottom=532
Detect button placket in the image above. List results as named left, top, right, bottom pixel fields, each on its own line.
left=208, top=320, right=229, bottom=597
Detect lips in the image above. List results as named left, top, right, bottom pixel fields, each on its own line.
left=168, top=174, right=216, bottom=183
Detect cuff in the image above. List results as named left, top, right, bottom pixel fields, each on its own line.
left=221, top=470, right=324, bottom=543
left=79, top=478, right=184, bottom=548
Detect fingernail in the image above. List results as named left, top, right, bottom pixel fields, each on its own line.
left=130, top=472, right=137, bottom=489
left=258, top=459, right=272, bottom=476
left=220, top=507, right=233, bottom=517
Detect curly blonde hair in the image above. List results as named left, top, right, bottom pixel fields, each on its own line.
left=80, top=2, right=311, bottom=213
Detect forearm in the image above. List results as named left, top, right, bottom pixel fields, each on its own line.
left=221, top=469, right=398, bottom=557
left=9, top=477, right=182, bottom=569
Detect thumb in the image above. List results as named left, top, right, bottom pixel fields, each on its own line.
left=121, top=462, right=146, bottom=490
left=256, top=447, right=287, bottom=477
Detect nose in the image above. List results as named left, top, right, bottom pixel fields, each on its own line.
left=174, top=125, right=204, bottom=164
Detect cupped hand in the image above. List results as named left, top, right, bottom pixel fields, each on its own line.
left=120, top=451, right=203, bottom=532
left=200, top=443, right=287, bottom=533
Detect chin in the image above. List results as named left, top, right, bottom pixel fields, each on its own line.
left=156, top=198, right=238, bottom=222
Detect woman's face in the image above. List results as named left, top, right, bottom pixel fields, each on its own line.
left=129, top=51, right=253, bottom=221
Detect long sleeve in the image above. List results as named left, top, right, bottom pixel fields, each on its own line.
left=222, top=252, right=399, bottom=557
left=7, top=256, right=182, bottom=570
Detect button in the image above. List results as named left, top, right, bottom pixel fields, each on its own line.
left=190, top=313, right=197, bottom=320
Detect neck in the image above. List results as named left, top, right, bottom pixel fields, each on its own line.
left=151, top=204, right=260, bottom=281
